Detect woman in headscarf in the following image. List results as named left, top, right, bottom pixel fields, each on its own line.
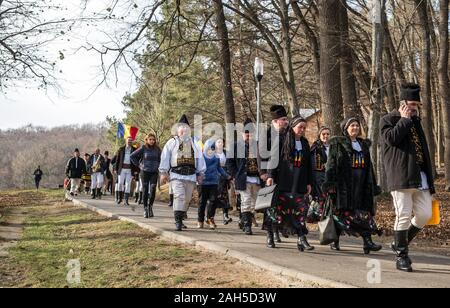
left=266, top=116, right=314, bottom=252
left=307, top=127, right=331, bottom=224
left=323, top=118, right=383, bottom=254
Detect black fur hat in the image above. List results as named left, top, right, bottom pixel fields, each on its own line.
left=400, top=83, right=421, bottom=102
left=270, top=105, right=288, bottom=120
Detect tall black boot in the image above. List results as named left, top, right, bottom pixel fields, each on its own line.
left=168, top=194, right=174, bottom=207
left=299, top=235, right=315, bottom=251
left=135, top=192, right=139, bottom=203
left=115, top=191, right=119, bottom=204
left=117, top=192, right=124, bottom=205
left=91, top=189, right=96, bottom=199
left=266, top=224, right=275, bottom=248
left=408, top=225, right=422, bottom=244
left=124, top=193, right=130, bottom=206
left=243, top=212, right=253, bottom=235
left=363, top=234, right=382, bottom=255
left=144, top=205, right=149, bottom=219
left=148, top=205, right=154, bottom=218
left=175, top=211, right=183, bottom=231
left=273, top=225, right=282, bottom=243
left=223, top=209, right=232, bottom=225
left=97, top=188, right=102, bottom=200
left=138, top=192, right=143, bottom=205
left=392, top=230, right=413, bottom=272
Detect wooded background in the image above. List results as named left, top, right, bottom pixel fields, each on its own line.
left=0, top=125, right=108, bottom=189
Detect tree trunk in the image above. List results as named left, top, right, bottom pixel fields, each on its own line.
left=438, top=0, right=450, bottom=191
left=213, top=0, right=236, bottom=124
left=318, top=0, right=344, bottom=134
left=339, top=0, right=362, bottom=120
left=280, top=0, right=300, bottom=116
left=414, top=0, right=437, bottom=177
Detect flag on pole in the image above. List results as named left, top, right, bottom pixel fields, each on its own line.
left=124, top=125, right=139, bottom=141
left=117, top=123, right=125, bottom=139
left=117, top=123, right=139, bottom=140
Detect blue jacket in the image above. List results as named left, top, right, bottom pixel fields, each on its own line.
left=203, top=155, right=229, bottom=186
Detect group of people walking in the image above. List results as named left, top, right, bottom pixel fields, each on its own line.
left=65, top=82, right=435, bottom=273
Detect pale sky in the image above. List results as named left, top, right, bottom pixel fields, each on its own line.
left=0, top=0, right=143, bottom=130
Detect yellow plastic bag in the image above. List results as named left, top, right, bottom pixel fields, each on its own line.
left=427, top=199, right=441, bottom=226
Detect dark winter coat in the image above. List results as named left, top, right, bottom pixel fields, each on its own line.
left=268, top=137, right=312, bottom=195
left=113, top=146, right=139, bottom=174
left=380, top=111, right=435, bottom=194
left=322, top=137, right=381, bottom=215
left=66, top=157, right=87, bottom=179
left=226, top=141, right=260, bottom=191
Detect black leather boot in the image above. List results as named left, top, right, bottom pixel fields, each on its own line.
left=299, top=236, right=315, bottom=251
left=168, top=194, right=174, bottom=207
left=124, top=193, right=130, bottom=206
left=363, top=234, right=382, bottom=255
left=330, top=239, right=341, bottom=251
left=149, top=205, right=154, bottom=218
left=267, top=231, right=276, bottom=248
left=115, top=191, right=119, bottom=204
left=175, top=211, right=183, bottom=231
left=138, top=192, right=143, bottom=205
left=393, top=230, right=413, bottom=272
left=134, top=192, right=139, bottom=203
left=243, top=212, right=253, bottom=235
left=408, top=225, right=422, bottom=244
left=144, top=206, right=149, bottom=219
left=117, top=192, right=123, bottom=205
left=91, top=189, right=96, bottom=199
left=274, top=226, right=282, bottom=243
left=96, top=188, right=102, bottom=200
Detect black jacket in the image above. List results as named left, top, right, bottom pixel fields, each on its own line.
left=66, top=157, right=86, bottom=179
left=323, top=137, right=380, bottom=214
left=268, top=137, right=312, bottom=195
left=310, top=140, right=328, bottom=199
left=87, top=154, right=106, bottom=173
left=380, top=111, right=435, bottom=194
left=226, top=141, right=260, bottom=191
left=113, top=146, right=139, bottom=174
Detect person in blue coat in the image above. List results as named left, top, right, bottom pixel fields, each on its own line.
left=198, top=139, right=231, bottom=229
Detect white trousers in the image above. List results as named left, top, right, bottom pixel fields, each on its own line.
left=70, top=179, right=81, bottom=194
left=238, top=184, right=260, bottom=213
left=118, top=169, right=133, bottom=193
left=172, top=180, right=196, bottom=212
left=91, top=173, right=104, bottom=190
left=392, top=189, right=433, bottom=231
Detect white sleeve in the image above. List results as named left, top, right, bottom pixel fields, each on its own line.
left=159, top=139, right=175, bottom=174
left=195, top=143, right=207, bottom=175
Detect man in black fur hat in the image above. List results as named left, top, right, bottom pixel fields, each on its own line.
left=380, top=83, right=435, bottom=273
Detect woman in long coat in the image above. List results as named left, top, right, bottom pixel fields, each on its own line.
left=266, top=116, right=314, bottom=252
left=323, top=118, right=383, bottom=254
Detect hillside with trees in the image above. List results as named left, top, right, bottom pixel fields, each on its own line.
left=0, top=124, right=109, bottom=190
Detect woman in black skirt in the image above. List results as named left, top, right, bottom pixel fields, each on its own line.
left=323, top=118, right=383, bottom=254
left=308, top=127, right=331, bottom=223
left=266, top=116, right=314, bottom=252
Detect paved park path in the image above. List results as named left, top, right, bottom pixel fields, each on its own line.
left=73, top=195, right=450, bottom=288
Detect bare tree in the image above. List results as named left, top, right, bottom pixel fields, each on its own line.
left=0, top=0, right=81, bottom=90
left=318, top=0, right=344, bottom=133
left=438, top=0, right=450, bottom=191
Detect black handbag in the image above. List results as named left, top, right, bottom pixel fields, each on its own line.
left=255, top=185, right=278, bottom=212
left=318, top=195, right=339, bottom=245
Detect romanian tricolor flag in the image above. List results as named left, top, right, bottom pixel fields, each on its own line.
left=117, top=123, right=139, bottom=141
